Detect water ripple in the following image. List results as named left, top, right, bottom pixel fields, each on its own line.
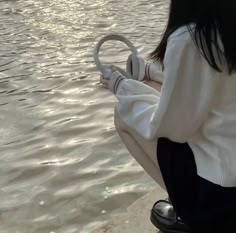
left=0, top=0, right=168, bottom=232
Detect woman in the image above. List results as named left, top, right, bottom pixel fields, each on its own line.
left=100, top=0, right=236, bottom=232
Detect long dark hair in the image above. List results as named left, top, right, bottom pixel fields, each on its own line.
left=150, top=0, right=236, bottom=74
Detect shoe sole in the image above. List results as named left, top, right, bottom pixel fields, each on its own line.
left=150, top=212, right=190, bottom=233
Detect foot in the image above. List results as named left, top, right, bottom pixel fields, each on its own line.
left=150, top=200, right=191, bottom=233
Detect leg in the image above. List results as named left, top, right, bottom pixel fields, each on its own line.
left=114, top=108, right=166, bottom=190
left=143, top=80, right=162, bottom=92
left=117, top=79, right=162, bottom=162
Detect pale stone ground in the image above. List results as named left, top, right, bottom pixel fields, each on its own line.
left=93, top=185, right=167, bottom=233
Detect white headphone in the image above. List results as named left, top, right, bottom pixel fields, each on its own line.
left=94, top=34, right=145, bottom=80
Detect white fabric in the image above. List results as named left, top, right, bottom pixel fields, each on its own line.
left=109, top=25, right=236, bottom=187
left=146, top=62, right=164, bottom=83
left=137, top=55, right=146, bottom=81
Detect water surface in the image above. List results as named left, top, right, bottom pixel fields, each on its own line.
left=0, top=0, right=168, bottom=232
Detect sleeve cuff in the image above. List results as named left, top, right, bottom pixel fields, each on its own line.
left=145, top=63, right=151, bottom=81
left=108, top=71, right=126, bottom=94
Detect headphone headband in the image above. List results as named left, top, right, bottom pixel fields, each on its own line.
left=94, top=34, right=138, bottom=76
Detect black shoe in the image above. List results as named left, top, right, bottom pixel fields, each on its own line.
left=150, top=200, right=191, bottom=233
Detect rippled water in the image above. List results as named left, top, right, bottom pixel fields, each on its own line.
left=0, top=0, right=168, bottom=232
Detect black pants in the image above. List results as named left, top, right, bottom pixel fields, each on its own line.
left=157, top=138, right=236, bottom=233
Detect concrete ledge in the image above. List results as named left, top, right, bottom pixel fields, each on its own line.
left=93, top=186, right=167, bottom=233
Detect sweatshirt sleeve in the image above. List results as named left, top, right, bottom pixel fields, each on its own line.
left=110, top=35, right=221, bottom=142
left=145, top=62, right=164, bottom=83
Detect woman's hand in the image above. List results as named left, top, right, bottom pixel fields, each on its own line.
left=100, top=65, right=117, bottom=89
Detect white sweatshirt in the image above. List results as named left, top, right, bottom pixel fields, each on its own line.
left=108, top=26, right=236, bottom=187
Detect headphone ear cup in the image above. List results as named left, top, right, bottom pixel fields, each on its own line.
left=126, top=54, right=139, bottom=79
left=126, top=54, right=133, bottom=79
left=126, top=54, right=145, bottom=80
